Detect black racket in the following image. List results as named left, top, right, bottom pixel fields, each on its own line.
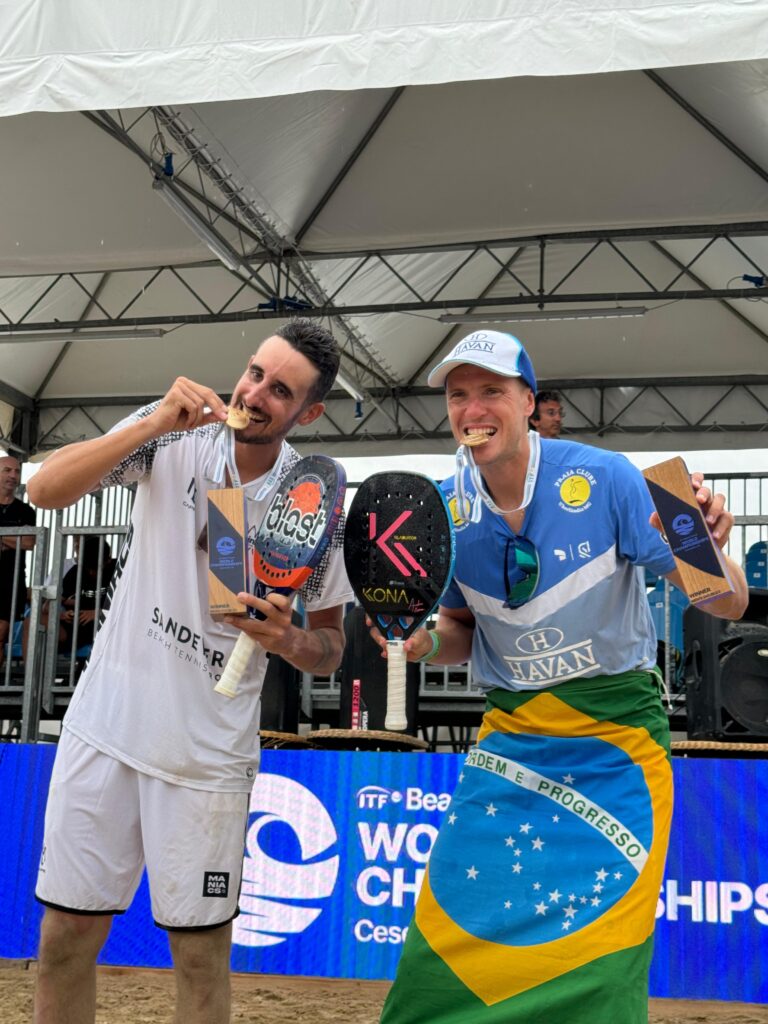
left=215, top=455, right=346, bottom=698
left=343, top=472, right=455, bottom=730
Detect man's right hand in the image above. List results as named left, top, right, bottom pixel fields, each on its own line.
left=27, top=377, right=229, bottom=511
left=145, top=377, right=228, bottom=437
left=366, top=618, right=434, bottom=662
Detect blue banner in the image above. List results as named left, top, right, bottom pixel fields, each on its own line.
left=0, top=743, right=766, bottom=1003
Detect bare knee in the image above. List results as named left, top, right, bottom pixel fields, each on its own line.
left=169, top=923, right=231, bottom=983
left=38, top=908, right=112, bottom=970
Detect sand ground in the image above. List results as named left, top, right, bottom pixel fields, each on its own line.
left=2, top=961, right=767, bottom=1023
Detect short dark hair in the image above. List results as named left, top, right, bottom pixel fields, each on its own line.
left=275, top=318, right=341, bottom=404
left=76, top=535, right=112, bottom=571
left=531, top=390, right=562, bottom=421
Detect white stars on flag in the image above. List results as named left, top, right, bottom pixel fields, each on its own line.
left=450, top=772, right=630, bottom=939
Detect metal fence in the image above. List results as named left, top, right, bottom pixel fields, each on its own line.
left=1, top=488, right=131, bottom=740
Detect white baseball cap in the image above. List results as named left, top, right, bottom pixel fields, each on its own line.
left=427, top=330, right=537, bottom=392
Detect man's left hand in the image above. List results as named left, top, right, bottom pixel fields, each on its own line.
left=650, top=471, right=733, bottom=550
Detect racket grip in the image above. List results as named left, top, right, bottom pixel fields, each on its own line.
left=385, top=640, right=408, bottom=731
left=214, top=633, right=257, bottom=698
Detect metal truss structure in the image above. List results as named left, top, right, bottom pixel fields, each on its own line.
left=3, top=72, right=768, bottom=455
left=14, top=374, right=768, bottom=459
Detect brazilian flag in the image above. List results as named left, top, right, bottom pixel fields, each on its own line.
left=381, top=671, right=673, bottom=1024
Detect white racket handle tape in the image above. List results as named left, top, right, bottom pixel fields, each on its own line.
left=385, top=640, right=408, bottom=731
left=214, top=633, right=257, bottom=698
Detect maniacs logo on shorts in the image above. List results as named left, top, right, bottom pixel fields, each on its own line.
left=556, top=469, right=596, bottom=514
left=233, top=775, right=339, bottom=948
left=203, top=871, right=230, bottom=898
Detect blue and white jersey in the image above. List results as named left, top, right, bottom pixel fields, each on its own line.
left=440, top=439, right=676, bottom=692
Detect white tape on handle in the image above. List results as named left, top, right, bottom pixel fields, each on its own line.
left=385, top=639, right=408, bottom=731
left=214, top=633, right=257, bottom=698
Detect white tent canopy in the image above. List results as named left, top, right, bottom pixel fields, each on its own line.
left=3, top=1, right=768, bottom=117
left=0, top=3, right=767, bottom=458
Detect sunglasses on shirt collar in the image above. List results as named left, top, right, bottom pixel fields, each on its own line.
left=503, top=535, right=540, bottom=609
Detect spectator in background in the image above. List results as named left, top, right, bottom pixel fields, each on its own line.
left=0, top=455, right=35, bottom=666
left=25, top=537, right=116, bottom=664
left=529, top=389, right=564, bottom=438
left=58, top=537, right=116, bottom=653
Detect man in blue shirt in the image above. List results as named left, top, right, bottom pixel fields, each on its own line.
left=375, top=331, right=747, bottom=1024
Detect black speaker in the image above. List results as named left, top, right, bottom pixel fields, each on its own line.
left=339, top=606, right=420, bottom=733
left=260, top=613, right=302, bottom=733
left=684, top=588, right=768, bottom=740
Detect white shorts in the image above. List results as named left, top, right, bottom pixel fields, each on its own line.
left=36, top=730, right=250, bottom=929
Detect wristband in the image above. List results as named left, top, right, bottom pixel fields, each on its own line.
left=417, top=630, right=441, bottom=663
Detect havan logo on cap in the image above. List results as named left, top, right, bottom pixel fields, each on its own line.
left=455, top=334, right=496, bottom=355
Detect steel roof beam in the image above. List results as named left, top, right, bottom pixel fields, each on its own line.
left=294, top=87, right=405, bottom=245
left=644, top=70, right=768, bottom=188
left=33, top=374, right=768, bottom=408
left=3, top=284, right=768, bottom=337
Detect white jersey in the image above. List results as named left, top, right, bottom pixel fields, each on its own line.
left=64, top=407, right=353, bottom=792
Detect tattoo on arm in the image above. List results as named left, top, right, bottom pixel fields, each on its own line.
left=309, top=627, right=342, bottom=673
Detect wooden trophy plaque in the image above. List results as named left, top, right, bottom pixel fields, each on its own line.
left=207, top=488, right=249, bottom=618
left=643, top=456, right=733, bottom=605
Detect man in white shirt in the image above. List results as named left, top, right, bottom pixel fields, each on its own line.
left=28, top=319, right=353, bottom=1024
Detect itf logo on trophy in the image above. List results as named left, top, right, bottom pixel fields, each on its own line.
left=643, top=457, right=734, bottom=605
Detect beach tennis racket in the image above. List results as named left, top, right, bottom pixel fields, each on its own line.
left=344, top=472, right=455, bottom=731
left=214, top=455, right=346, bottom=698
